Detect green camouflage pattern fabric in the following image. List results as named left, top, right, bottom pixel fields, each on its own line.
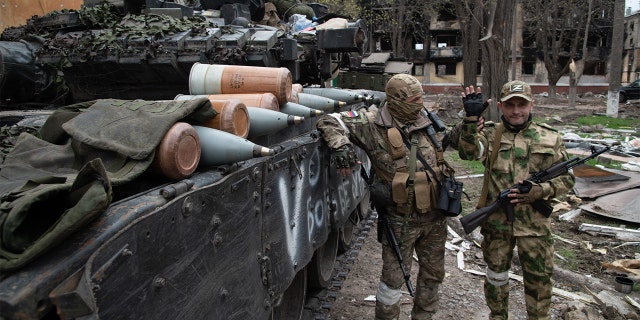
left=317, top=103, right=462, bottom=320
left=458, top=119, right=574, bottom=320
left=482, top=231, right=554, bottom=320
left=458, top=120, right=575, bottom=236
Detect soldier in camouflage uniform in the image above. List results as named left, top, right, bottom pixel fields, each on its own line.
left=457, top=81, right=575, bottom=320
left=316, top=74, right=463, bottom=320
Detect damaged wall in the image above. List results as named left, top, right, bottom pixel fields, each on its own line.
left=0, top=0, right=84, bottom=32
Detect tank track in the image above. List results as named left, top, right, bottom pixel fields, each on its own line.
left=303, top=211, right=377, bottom=319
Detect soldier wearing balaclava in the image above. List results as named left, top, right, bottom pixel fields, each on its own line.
left=316, top=74, right=465, bottom=319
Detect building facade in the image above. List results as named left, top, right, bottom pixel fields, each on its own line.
left=343, top=2, right=624, bottom=95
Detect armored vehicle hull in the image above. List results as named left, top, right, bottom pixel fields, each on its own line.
left=0, top=2, right=376, bottom=319
left=0, top=109, right=373, bottom=319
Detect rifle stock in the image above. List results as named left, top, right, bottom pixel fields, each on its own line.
left=459, top=200, right=502, bottom=234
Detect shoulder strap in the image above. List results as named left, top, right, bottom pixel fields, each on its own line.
left=398, top=129, right=440, bottom=185
left=477, top=123, right=503, bottom=208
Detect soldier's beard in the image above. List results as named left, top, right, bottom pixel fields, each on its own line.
left=502, top=114, right=532, bottom=132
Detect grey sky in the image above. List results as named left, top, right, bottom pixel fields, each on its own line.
left=629, top=0, right=640, bottom=12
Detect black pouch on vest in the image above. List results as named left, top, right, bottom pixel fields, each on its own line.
left=436, top=176, right=463, bottom=217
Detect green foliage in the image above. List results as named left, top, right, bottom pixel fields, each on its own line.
left=555, top=247, right=578, bottom=269
left=583, top=158, right=622, bottom=170
left=446, top=151, right=484, bottom=174
left=575, top=115, right=640, bottom=130
left=314, top=0, right=362, bottom=19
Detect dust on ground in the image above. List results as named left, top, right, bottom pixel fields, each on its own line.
left=327, top=94, right=640, bottom=320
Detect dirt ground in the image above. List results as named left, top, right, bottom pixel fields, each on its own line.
left=327, top=94, right=640, bottom=320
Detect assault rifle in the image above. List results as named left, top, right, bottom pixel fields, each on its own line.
left=377, top=203, right=415, bottom=297
left=361, top=168, right=415, bottom=297
left=460, top=145, right=610, bottom=234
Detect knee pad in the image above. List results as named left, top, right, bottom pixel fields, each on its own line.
left=486, top=267, right=509, bottom=286
left=376, top=281, right=402, bottom=305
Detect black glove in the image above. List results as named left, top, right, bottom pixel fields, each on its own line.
left=462, top=92, right=489, bottom=118
left=514, top=180, right=544, bottom=204
left=331, top=144, right=358, bottom=169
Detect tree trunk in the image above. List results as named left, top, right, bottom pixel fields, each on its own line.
left=569, top=0, right=594, bottom=109
left=480, top=0, right=515, bottom=122
left=569, top=71, right=578, bottom=108
left=548, top=84, right=557, bottom=99
left=454, top=0, right=483, bottom=87
left=607, top=0, right=625, bottom=117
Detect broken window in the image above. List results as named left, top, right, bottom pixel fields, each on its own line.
left=583, top=61, right=606, bottom=75
left=436, top=62, right=456, bottom=76
left=522, top=60, right=535, bottom=75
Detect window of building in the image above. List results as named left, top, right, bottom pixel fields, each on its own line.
left=583, top=61, right=606, bottom=75
left=414, top=65, right=424, bottom=76
left=522, top=61, right=535, bottom=75
left=436, top=62, right=456, bottom=76
left=435, top=35, right=457, bottom=47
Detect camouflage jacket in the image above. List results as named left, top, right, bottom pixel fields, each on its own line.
left=316, top=103, right=462, bottom=215
left=458, top=120, right=575, bottom=236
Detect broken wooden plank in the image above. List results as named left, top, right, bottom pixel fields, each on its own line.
left=457, top=251, right=465, bottom=270
left=553, top=287, right=596, bottom=305
left=613, top=242, right=640, bottom=249
left=579, top=223, right=640, bottom=236
left=554, top=234, right=580, bottom=245
left=555, top=252, right=569, bottom=262
left=559, top=208, right=582, bottom=221
left=462, top=268, right=484, bottom=276
left=578, top=223, right=640, bottom=239
left=447, top=225, right=463, bottom=245
left=626, top=296, right=640, bottom=312
left=445, top=241, right=463, bottom=252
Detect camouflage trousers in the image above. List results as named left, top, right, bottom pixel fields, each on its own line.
left=481, top=228, right=554, bottom=320
left=375, top=211, right=447, bottom=320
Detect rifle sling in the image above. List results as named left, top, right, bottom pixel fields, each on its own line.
left=477, top=123, right=503, bottom=208
left=399, top=130, right=440, bottom=186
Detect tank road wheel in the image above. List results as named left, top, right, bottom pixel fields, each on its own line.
left=307, top=230, right=339, bottom=288
left=340, top=190, right=371, bottom=252
left=272, top=268, right=307, bottom=320
left=338, top=209, right=358, bottom=252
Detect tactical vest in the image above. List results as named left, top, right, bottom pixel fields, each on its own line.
left=383, top=126, right=442, bottom=215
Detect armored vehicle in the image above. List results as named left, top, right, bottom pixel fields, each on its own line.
left=0, top=1, right=376, bottom=319
left=0, top=0, right=367, bottom=108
